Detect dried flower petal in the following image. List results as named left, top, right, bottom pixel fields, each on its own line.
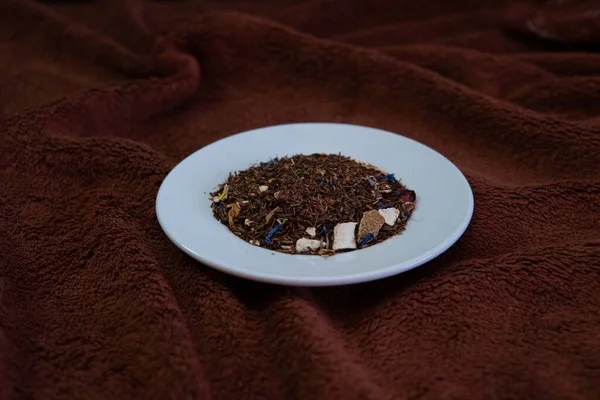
left=213, top=184, right=229, bottom=203
left=379, top=173, right=397, bottom=183
left=357, top=233, right=375, bottom=248
left=265, top=207, right=281, bottom=223
left=227, top=202, right=241, bottom=226
left=265, top=224, right=283, bottom=245
left=401, top=190, right=416, bottom=203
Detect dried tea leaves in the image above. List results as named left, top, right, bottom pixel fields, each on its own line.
left=209, top=153, right=416, bottom=256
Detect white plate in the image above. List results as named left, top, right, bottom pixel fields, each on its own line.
left=156, top=123, right=474, bottom=286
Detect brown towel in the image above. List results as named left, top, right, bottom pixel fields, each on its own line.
left=1, top=1, right=599, bottom=399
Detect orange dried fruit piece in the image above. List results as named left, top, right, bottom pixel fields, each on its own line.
left=358, top=210, right=385, bottom=240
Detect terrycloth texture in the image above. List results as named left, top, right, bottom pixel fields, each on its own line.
left=1, top=0, right=599, bottom=399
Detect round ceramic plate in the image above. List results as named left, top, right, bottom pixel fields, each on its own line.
left=156, top=123, right=473, bottom=286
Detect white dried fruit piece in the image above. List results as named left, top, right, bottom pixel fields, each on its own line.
left=295, top=238, right=322, bottom=253
left=259, top=185, right=269, bottom=192
left=248, top=240, right=260, bottom=246
left=244, top=219, right=253, bottom=226
left=332, top=222, right=357, bottom=251
left=358, top=210, right=385, bottom=240
left=305, top=227, right=317, bottom=237
left=378, top=207, right=400, bottom=226
left=380, top=184, right=392, bottom=193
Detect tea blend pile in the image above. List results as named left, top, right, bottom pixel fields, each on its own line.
left=210, top=154, right=416, bottom=255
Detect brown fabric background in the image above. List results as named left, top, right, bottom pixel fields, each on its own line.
left=1, top=0, right=600, bottom=399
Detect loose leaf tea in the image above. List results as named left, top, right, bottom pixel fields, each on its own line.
left=210, top=154, right=416, bottom=256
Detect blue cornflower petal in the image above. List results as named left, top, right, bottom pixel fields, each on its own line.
left=265, top=224, right=283, bottom=245
left=379, top=173, right=397, bottom=183
left=357, top=233, right=375, bottom=248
